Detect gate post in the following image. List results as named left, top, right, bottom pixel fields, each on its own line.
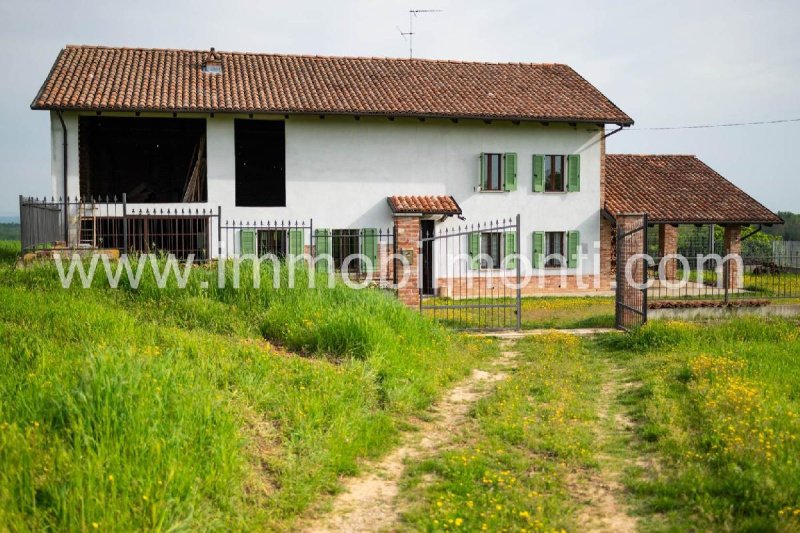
left=515, top=213, right=522, bottom=330
left=394, top=215, right=421, bottom=306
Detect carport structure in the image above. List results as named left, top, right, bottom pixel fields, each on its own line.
left=603, top=154, right=783, bottom=296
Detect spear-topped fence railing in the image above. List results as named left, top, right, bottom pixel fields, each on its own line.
left=419, top=215, right=522, bottom=330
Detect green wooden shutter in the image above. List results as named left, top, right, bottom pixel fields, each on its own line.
left=361, top=228, right=378, bottom=272
left=503, top=153, right=517, bottom=191
left=314, top=228, right=331, bottom=273
left=504, top=231, right=517, bottom=269
left=567, top=154, right=581, bottom=192
left=532, top=231, right=544, bottom=268
left=532, top=155, right=544, bottom=192
left=479, top=153, right=488, bottom=190
left=239, top=229, right=256, bottom=256
left=567, top=231, right=580, bottom=268
left=288, top=228, right=304, bottom=257
left=468, top=232, right=480, bottom=269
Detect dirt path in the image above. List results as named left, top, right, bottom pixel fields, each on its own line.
left=301, top=346, right=518, bottom=533
left=568, top=364, right=640, bottom=532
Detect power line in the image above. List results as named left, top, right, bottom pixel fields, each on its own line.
left=626, top=117, right=800, bottom=131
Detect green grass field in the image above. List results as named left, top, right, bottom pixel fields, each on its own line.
left=424, top=296, right=615, bottom=330
left=3, top=243, right=800, bottom=530
left=0, top=254, right=495, bottom=529
left=400, top=319, right=800, bottom=531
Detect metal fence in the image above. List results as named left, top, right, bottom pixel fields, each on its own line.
left=218, top=220, right=398, bottom=287
left=20, top=196, right=399, bottom=286
left=646, top=224, right=800, bottom=303
left=20, top=195, right=218, bottom=261
left=616, top=214, right=648, bottom=331
left=419, top=216, right=521, bottom=330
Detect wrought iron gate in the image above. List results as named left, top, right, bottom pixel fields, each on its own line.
left=419, top=215, right=522, bottom=330
left=615, top=213, right=648, bottom=331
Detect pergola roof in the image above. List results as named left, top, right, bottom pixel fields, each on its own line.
left=605, top=154, right=782, bottom=225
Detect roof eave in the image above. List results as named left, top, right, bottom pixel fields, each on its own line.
left=30, top=104, right=633, bottom=126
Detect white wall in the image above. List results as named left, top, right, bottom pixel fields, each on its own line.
left=51, top=112, right=603, bottom=274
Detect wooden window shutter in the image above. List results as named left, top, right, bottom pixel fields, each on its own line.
left=479, top=153, right=488, bottom=190
left=468, top=232, right=480, bottom=269
left=532, top=231, right=544, bottom=268
left=532, top=155, right=545, bottom=192
left=567, top=230, right=580, bottom=268
left=314, top=228, right=331, bottom=273
left=503, top=153, right=517, bottom=191
left=288, top=228, right=304, bottom=257
left=361, top=228, right=378, bottom=272
left=568, top=154, right=581, bottom=192
left=239, top=229, right=257, bottom=256
left=504, top=231, right=517, bottom=269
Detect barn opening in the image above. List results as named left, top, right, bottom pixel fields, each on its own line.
left=79, top=116, right=207, bottom=203
left=234, top=119, right=286, bottom=207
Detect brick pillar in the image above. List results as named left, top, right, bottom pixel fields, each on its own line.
left=394, top=215, right=421, bottom=306
left=600, top=216, right=615, bottom=288
left=724, top=225, right=742, bottom=290
left=658, top=224, right=678, bottom=280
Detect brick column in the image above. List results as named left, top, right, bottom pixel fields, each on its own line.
left=658, top=224, right=678, bottom=280
left=394, top=215, right=421, bottom=306
left=723, top=225, right=742, bottom=290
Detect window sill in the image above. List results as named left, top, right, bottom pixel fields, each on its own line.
left=478, top=189, right=508, bottom=193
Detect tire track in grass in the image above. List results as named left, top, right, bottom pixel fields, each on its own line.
left=301, top=345, right=518, bottom=533
left=568, top=364, right=641, bottom=532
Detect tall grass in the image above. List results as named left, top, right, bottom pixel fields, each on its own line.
left=0, top=258, right=494, bottom=529
left=598, top=318, right=800, bottom=530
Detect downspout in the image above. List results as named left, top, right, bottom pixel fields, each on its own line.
left=56, top=110, right=68, bottom=245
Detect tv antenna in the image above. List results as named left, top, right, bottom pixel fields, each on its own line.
left=397, top=9, right=442, bottom=59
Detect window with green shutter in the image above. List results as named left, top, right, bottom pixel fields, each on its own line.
left=504, top=231, right=517, bottom=269
left=532, top=155, right=544, bottom=192
left=532, top=231, right=544, bottom=268
left=479, top=153, right=504, bottom=191
left=361, top=228, right=378, bottom=272
left=314, top=228, right=331, bottom=273
left=503, top=153, right=517, bottom=191
left=288, top=228, right=304, bottom=257
left=239, top=229, right=257, bottom=256
left=468, top=232, right=480, bottom=269
left=479, top=153, right=488, bottom=190
left=567, top=231, right=580, bottom=268
left=567, top=154, right=581, bottom=192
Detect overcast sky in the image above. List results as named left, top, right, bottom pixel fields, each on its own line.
left=0, top=0, right=798, bottom=215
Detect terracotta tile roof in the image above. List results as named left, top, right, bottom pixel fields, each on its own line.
left=388, top=195, right=462, bottom=215
left=605, top=154, right=782, bottom=225
left=31, top=45, right=633, bottom=125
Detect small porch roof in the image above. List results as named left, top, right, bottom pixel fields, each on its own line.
left=387, top=195, right=462, bottom=216
left=604, top=154, right=782, bottom=225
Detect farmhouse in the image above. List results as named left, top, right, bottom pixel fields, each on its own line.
left=28, top=45, right=780, bottom=303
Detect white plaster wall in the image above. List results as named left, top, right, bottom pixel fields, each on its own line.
left=50, top=112, right=603, bottom=274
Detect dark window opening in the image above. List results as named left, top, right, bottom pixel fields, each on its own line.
left=235, top=120, right=286, bottom=207
left=545, top=231, right=565, bottom=268
left=258, top=229, right=287, bottom=257
left=544, top=155, right=565, bottom=192
left=332, top=229, right=360, bottom=272
left=480, top=232, right=502, bottom=268
left=482, top=153, right=503, bottom=191
left=79, top=116, right=207, bottom=203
